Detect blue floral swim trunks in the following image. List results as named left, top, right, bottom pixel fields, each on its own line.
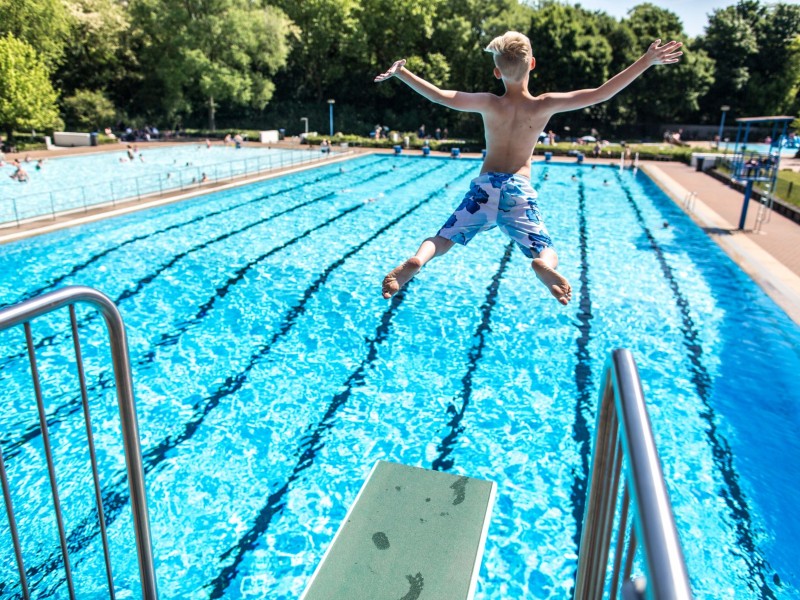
left=437, top=171, right=553, bottom=257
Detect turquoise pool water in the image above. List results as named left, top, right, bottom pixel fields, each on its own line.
left=730, top=142, right=796, bottom=157
left=1, top=155, right=799, bottom=599
left=0, top=145, right=327, bottom=225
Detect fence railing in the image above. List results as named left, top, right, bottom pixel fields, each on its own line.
left=0, top=286, right=158, bottom=600
left=1, top=148, right=338, bottom=229
left=574, top=349, right=691, bottom=600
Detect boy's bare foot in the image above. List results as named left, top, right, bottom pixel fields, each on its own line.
left=382, top=257, right=422, bottom=299
left=532, top=258, right=572, bottom=305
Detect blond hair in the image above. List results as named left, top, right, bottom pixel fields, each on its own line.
left=485, top=31, right=533, bottom=82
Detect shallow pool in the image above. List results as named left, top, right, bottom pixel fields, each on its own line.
left=0, top=144, right=329, bottom=225
left=729, top=142, right=796, bottom=157
left=1, top=155, right=799, bottom=599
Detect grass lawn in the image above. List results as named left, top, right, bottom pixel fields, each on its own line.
left=773, top=170, right=800, bottom=208
left=716, top=163, right=800, bottom=209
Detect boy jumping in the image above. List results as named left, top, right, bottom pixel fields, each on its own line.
left=376, top=32, right=682, bottom=304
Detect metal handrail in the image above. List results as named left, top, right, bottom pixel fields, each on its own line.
left=0, top=286, right=158, bottom=600
left=1, top=147, right=336, bottom=228
left=574, top=349, right=691, bottom=600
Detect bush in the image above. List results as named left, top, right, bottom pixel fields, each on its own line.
left=532, top=142, right=694, bottom=164
left=304, top=133, right=483, bottom=153
left=184, top=128, right=261, bottom=141
left=62, top=89, right=117, bottom=131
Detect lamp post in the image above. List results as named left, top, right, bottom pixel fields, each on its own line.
left=717, top=105, right=730, bottom=150
left=300, top=117, right=308, bottom=136
left=327, top=99, right=335, bottom=138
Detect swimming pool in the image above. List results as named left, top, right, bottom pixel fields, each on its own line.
left=1, top=155, right=799, bottom=599
left=0, top=145, right=329, bottom=226
left=727, top=142, right=797, bottom=157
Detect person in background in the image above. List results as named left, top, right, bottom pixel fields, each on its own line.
left=10, top=162, right=29, bottom=182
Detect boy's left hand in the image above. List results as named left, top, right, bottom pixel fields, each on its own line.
left=375, top=59, right=406, bottom=82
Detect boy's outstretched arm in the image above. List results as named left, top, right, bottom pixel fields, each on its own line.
left=375, top=59, right=493, bottom=112
left=540, top=40, right=683, bottom=114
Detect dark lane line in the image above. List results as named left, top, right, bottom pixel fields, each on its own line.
left=141, top=166, right=455, bottom=469
left=430, top=241, right=515, bottom=472
left=569, top=175, right=594, bottom=561
left=144, top=162, right=451, bottom=356
left=0, top=191, right=345, bottom=458
left=0, top=159, right=386, bottom=375
left=427, top=168, right=547, bottom=473
left=1, top=161, right=399, bottom=368
left=0, top=163, right=429, bottom=458
left=206, top=282, right=414, bottom=599
left=615, top=172, right=778, bottom=598
left=1, top=157, right=382, bottom=309
left=17, top=163, right=476, bottom=597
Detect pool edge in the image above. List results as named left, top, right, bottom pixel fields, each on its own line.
left=0, top=151, right=360, bottom=245
left=641, top=162, right=800, bottom=326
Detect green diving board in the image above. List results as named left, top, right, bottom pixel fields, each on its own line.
left=300, top=460, right=496, bottom=600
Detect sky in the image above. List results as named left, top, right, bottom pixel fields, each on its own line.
left=569, top=0, right=800, bottom=38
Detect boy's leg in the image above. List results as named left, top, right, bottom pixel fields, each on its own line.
left=382, top=235, right=454, bottom=299
left=531, top=247, right=572, bottom=305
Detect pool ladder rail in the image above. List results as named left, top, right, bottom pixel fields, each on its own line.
left=0, top=286, right=158, bottom=600
left=574, top=349, right=692, bottom=600
left=683, top=191, right=698, bottom=213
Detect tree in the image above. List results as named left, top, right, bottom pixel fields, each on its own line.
left=0, top=34, right=63, bottom=140
left=749, top=2, right=800, bottom=115
left=0, top=0, right=73, bottom=69
left=529, top=3, right=613, bottom=94
left=699, top=1, right=800, bottom=119
left=270, top=0, right=362, bottom=102
left=56, top=0, right=131, bottom=98
left=698, top=3, right=760, bottom=119
left=621, top=4, right=713, bottom=126
left=127, top=0, right=297, bottom=129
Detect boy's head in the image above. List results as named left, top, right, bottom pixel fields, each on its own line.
left=485, top=31, right=534, bottom=82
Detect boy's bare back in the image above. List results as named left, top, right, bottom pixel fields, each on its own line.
left=479, top=92, right=554, bottom=178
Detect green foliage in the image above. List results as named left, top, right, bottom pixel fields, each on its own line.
left=6, top=0, right=800, bottom=141
left=528, top=2, right=614, bottom=126
left=620, top=4, right=714, bottom=124
left=698, top=2, right=800, bottom=119
left=270, top=0, right=361, bottom=101
left=773, top=169, right=800, bottom=208
left=532, top=141, right=694, bottom=163
left=0, top=0, right=73, bottom=68
left=63, top=89, right=116, bottom=130
left=0, top=34, right=63, bottom=138
left=126, top=0, right=297, bottom=127
left=183, top=128, right=262, bottom=141
left=56, top=0, right=130, bottom=96
left=305, top=132, right=480, bottom=151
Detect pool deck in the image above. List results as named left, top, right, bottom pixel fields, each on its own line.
left=3, top=141, right=800, bottom=325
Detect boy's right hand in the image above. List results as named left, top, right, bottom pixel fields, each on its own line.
left=374, top=59, right=406, bottom=82
left=644, top=40, right=683, bottom=65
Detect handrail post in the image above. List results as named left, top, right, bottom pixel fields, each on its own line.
left=12, top=197, right=21, bottom=227
left=0, top=287, right=159, bottom=600
left=574, top=349, right=691, bottom=600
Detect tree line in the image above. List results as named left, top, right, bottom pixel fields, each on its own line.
left=1, top=0, right=799, bottom=141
